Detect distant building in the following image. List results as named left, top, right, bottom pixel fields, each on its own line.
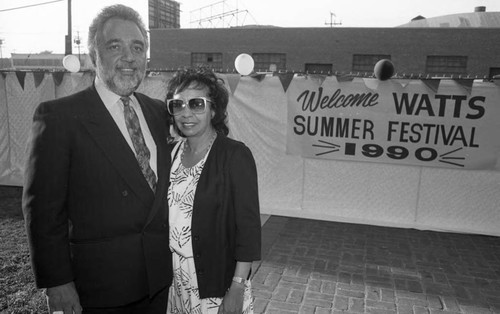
left=399, top=6, right=500, bottom=28
left=149, top=7, right=500, bottom=78
left=5, top=53, right=92, bottom=71
left=0, top=58, right=11, bottom=70
left=149, top=0, right=180, bottom=29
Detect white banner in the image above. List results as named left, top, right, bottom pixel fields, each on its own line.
left=286, top=77, right=500, bottom=170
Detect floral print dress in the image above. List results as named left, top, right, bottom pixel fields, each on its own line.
left=166, top=140, right=254, bottom=314
left=167, top=140, right=219, bottom=314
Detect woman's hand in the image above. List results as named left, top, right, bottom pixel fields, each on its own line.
left=217, top=282, right=245, bottom=314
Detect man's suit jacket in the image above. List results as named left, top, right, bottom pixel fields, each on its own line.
left=22, top=85, right=172, bottom=308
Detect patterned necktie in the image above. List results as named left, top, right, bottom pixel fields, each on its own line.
left=122, top=97, right=157, bottom=192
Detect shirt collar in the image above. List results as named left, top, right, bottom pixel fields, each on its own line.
left=95, top=76, right=137, bottom=110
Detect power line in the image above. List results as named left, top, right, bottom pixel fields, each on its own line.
left=0, top=0, right=64, bottom=13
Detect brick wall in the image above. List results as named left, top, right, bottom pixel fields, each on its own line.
left=150, top=27, right=500, bottom=77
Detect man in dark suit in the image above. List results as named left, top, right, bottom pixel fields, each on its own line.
left=22, top=5, right=172, bottom=313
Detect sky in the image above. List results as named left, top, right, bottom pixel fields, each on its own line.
left=0, top=0, right=499, bottom=57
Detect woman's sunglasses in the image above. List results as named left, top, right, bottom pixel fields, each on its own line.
left=167, top=97, right=213, bottom=116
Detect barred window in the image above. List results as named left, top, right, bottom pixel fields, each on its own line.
left=426, top=56, right=467, bottom=75
left=489, top=67, right=500, bottom=79
left=252, top=53, right=286, bottom=72
left=305, top=63, right=332, bottom=74
left=191, top=53, right=223, bottom=69
left=352, top=54, right=391, bottom=73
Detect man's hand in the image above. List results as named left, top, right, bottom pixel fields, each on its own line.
left=45, top=281, right=82, bottom=314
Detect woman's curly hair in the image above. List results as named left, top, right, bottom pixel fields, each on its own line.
left=166, top=66, right=229, bottom=137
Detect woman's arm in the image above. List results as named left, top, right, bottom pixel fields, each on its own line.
left=219, top=261, right=252, bottom=314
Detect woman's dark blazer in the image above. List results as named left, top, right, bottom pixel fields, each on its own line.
left=171, top=135, right=261, bottom=298
left=22, top=85, right=172, bottom=308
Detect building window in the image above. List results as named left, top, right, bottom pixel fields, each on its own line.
left=352, top=54, right=391, bottom=73
left=252, top=53, right=286, bottom=72
left=191, top=53, right=223, bottom=69
left=305, top=63, right=332, bottom=74
left=489, top=67, right=500, bottom=79
left=426, top=56, right=467, bottom=76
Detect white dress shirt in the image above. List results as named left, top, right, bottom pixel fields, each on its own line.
left=95, top=77, right=158, bottom=177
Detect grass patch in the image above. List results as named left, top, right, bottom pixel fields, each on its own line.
left=0, top=186, right=45, bottom=313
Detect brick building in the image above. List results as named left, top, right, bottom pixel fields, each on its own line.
left=149, top=8, right=500, bottom=78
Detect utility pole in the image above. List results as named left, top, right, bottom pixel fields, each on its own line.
left=65, top=0, right=72, bottom=55
left=325, top=12, right=342, bottom=27
left=0, top=39, right=3, bottom=68
left=74, top=31, right=81, bottom=62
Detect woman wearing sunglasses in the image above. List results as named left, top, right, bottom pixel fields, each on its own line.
left=165, top=66, right=261, bottom=314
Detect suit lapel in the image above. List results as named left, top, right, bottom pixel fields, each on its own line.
left=79, top=87, right=154, bottom=207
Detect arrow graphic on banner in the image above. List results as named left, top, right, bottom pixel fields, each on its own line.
left=312, top=140, right=340, bottom=156
left=439, top=147, right=465, bottom=167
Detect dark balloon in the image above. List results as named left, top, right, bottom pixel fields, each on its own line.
left=374, top=59, right=394, bottom=81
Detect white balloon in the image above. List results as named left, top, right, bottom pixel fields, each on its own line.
left=62, top=54, right=80, bottom=73
left=234, top=53, right=254, bottom=76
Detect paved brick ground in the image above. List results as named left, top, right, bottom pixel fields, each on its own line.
left=251, top=216, right=500, bottom=314
left=3, top=186, right=499, bottom=313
